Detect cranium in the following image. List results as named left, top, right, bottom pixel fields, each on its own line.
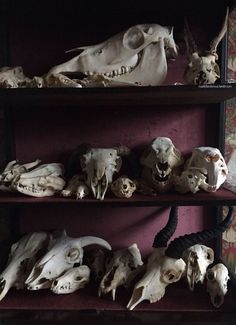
left=61, top=174, right=90, bottom=199
left=49, top=24, right=178, bottom=86
left=185, top=147, right=228, bottom=191
left=99, top=243, right=143, bottom=301
left=0, top=159, right=41, bottom=191
left=81, top=145, right=130, bottom=200
left=111, top=176, right=136, bottom=198
left=51, top=265, right=90, bottom=294
left=140, top=137, right=184, bottom=193
left=12, top=163, right=66, bottom=197
left=25, top=230, right=111, bottom=290
left=0, top=66, right=31, bottom=88
left=206, top=263, right=229, bottom=308
left=0, top=232, right=49, bottom=301
left=184, top=8, right=228, bottom=85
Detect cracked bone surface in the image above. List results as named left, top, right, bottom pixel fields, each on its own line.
left=99, top=243, right=143, bottom=301
left=206, top=263, right=229, bottom=308
left=0, top=232, right=49, bottom=301
left=111, top=176, right=137, bottom=198
left=25, top=230, right=111, bottom=290
left=12, top=163, right=65, bottom=197
left=81, top=146, right=130, bottom=200
left=51, top=265, right=90, bottom=294
left=185, top=147, right=228, bottom=191
left=182, top=244, right=214, bottom=291
left=184, top=8, right=228, bottom=85
left=49, top=24, right=178, bottom=86
left=140, top=137, right=184, bottom=193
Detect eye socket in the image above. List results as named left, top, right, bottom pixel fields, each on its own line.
left=188, top=174, right=193, bottom=179
left=96, top=49, right=103, bottom=55
left=162, top=270, right=179, bottom=283
left=207, top=271, right=215, bottom=281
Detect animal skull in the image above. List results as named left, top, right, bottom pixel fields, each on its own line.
left=25, top=230, right=111, bottom=290
left=99, top=243, right=143, bottom=301
left=49, top=24, right=178, bottom=86
left=140, top=137, right=184, bottom=192
left=81, top=146, right=130, bottom=200
left=0, top=66, right=31, bottom=88
left=61, top=174, right=90, bottom=199
left=51, top=265, right=90, bottom=294
left=182, top=244, right=214, bottom=291
left=184, top=9, right=228, bottom=84
left=111, top=176, right=136, bottom=198
left=185, top=147, right=228, bottom=191
left=206, top=263, right=229, bottom=308
left=12, top=163, right=66, bottom=197
left=0, top=232, right=49, bottom=301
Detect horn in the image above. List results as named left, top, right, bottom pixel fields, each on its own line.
left=184, top=19, right=198, bottom=58
left=79, top=236, right=111, bottom=251
left=209, top=7, right=228, bottom=57
left=152, top=206, right=178, bottom=248
left=113, top=145, right=130, bottom=156
left=165, top=206, right=233, bottom=259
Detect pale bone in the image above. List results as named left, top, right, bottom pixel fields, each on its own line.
left=0, top=159, right=41, bottom=191
left=127, top=247, right=186, bottom=310
left=185, top=147, right=228, bottom=190
left=0, top=232, right=49, bottom=301
left=111, top=176, right=136, bottom=198
left=25, top=230, right=111, bottom=290
left=0, top=66, right=31, bottom=88
left=30, top=73, right=81, bottom=88
left=206, top=263, right=229, bottom=308
left=174, top=169, right=217, bottom=194
left=12, top=163, right=65, bottom=197
left=49, top=24, right=178, bottom=86
left=182, top=244, right=214, bottom=291
left=99, top=243, right=143, bottom=301
left=140, top=137, right=184, bottom=192
left=81, top=146, right=130, bottom=200
left=184, top=8, right=228, bottom=84
left=51, top=265, right=90, bottom=294
left=61, top=174, right=90, bottom=199
left=85, top=249, right=106, bottom=281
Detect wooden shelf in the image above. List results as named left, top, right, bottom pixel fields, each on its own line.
left=0, top=188, right=235, bottom=206
left=0, top=84, right=235, bottom=108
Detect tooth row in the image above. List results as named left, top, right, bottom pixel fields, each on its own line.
left=84, top=66, right=133, bottom=78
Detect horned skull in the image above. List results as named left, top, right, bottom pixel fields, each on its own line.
left=49, top=24, right=178, bottom=86
left=111, top=176, right=136, bottom=198
left=140, top=137, right=184, bottom=193
left=206, top=263, right=229, bottom=308
left=51, top=265, right=90, bottom=294
left=25, top=230, right=111, bottom=290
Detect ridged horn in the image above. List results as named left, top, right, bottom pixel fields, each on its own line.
left=152, top=206, right=178, bottom=248
left=165, top=206, right=233, bottom=259
left=79, top=236, right=111, bottom=251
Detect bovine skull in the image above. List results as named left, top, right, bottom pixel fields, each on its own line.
left=51, top=265, right=90, bottom=294
left=185, top=147, right=228, bottom=190
left=0, top=232, right=49, bottom=301
left=49, top=24, right=178, bottom=86
left=12, top=163, right=66, bottom=197
left=99, top=243, right=143, bottom=301
left=182, top=244, right=214, bottom=291
left=25, top=230, right=111, bottom=290
left=184, top=8, right=228, bottom=85
left=140, top=137, right=184, bottom=192
left=81, top=146, right=130, bottom=200
left=61, top=174, right=90, bottom=199
left=206, top=263, right=229, bottom=308
left=111, top=176, right=136, bottom=198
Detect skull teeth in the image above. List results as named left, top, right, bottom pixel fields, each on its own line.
left=84, top=65, right=134, bottom=78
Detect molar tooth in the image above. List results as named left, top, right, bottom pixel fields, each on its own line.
left=118, top=68, right=122, bottom=75
left=88, top=71, right=93, bottom=76
left=105, top=72, right=110, bottom=77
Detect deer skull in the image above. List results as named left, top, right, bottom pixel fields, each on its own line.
left=111, top=176, right=136, bottom=198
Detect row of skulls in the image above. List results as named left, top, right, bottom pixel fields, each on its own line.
left=0, top=207, right=233, bottom=308
left=0, top=8, right=229, bottom=88
left=0, top=138, right=229, bottom=200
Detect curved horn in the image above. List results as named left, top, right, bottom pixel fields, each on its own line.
left=165, top=206, right=233, bottom=259
left=114, top=145, right=130, bottom=156
left=209, top=7, right=228, bottom=57
left=184, top=20, right=198, bottom=58
left=79, top=236, right=111, bottom=251
left=152, top=206, right=178, bottom=248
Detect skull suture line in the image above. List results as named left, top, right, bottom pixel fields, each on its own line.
left=49, top=24, right=178, bottom=86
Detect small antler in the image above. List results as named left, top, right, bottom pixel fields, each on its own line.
left=184, top=19, right=198, bottom=58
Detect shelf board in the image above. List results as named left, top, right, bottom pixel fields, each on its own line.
left=0, top=188, right=235, bottom=206
left=0, top=84, right=235, bottom=107
left=0, top=282, right=235, bottom=312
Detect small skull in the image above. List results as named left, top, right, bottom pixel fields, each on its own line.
left=111, top=176, right=136, bottom=198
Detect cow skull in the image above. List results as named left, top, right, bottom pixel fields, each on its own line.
left=99, top=243, right=143, bottom=301
left=0, top=232, right=49, bottom=301
left=140, top=137, right=184, bottom=192
left=206, top=263, right=229, bottom=308
left=25, top=230, right=111, bottom=290
left=49, top=24, right=178, bottom=86
left=111, top=176, right=136, bottom=198
left=51, top=265, right=90, bottom=294
left=184, top=8, right=228, bottom=85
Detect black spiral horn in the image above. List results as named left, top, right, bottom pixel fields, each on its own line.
left=165, top=206, right=234, bottom=259
left=152, top=206, right=178, bottom=248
